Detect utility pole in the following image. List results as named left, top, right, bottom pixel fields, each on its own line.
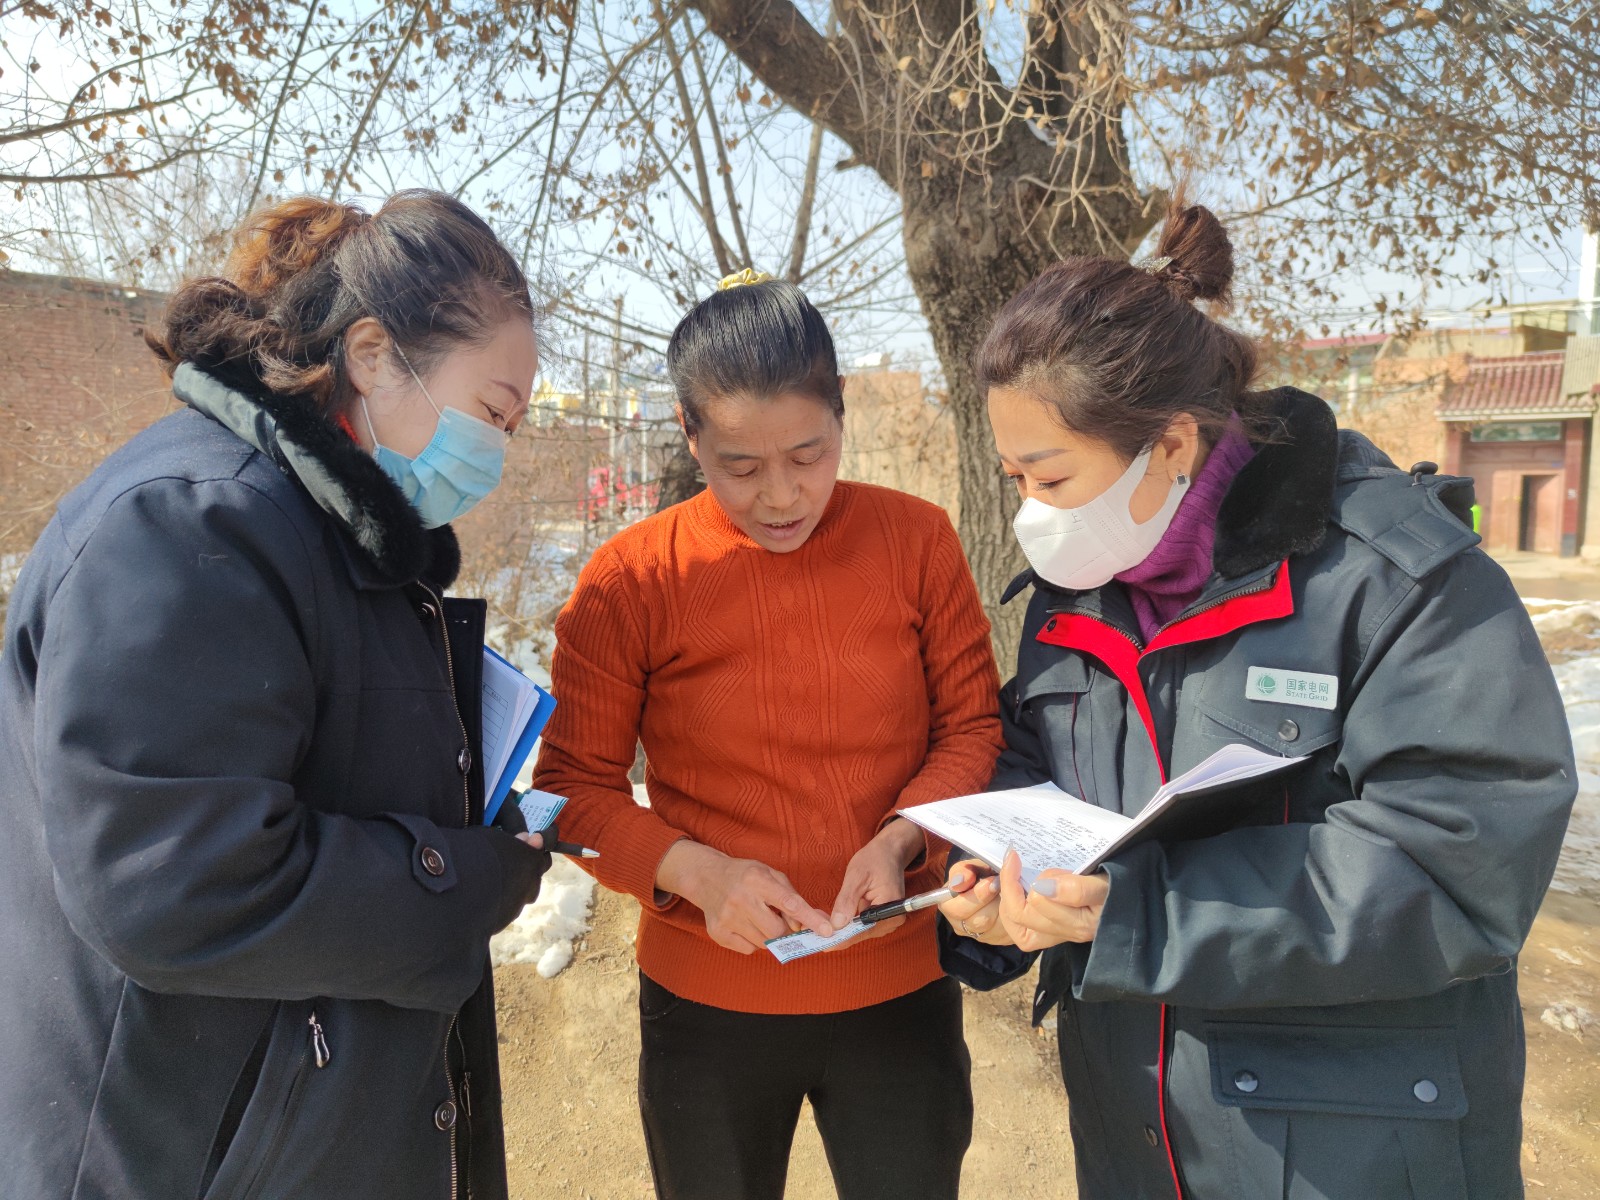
left=611, top=295, right=624, bottom=517
left=1579, top=224, right=1599, bottom=338
left=580, top=329, right=592, bottom=553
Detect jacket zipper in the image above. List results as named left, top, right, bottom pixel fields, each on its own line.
left=420, top=580, right=471, bottom=1200
left=420, top=580, right=473, bottom=830
left=1145, top=573, right=1277, bottom=643
left=1042, top=574, right=1277, bottom=1200
left=444, top=1014, right=461, bottom=1200
left=308, top=1010, right=331, bottom=1068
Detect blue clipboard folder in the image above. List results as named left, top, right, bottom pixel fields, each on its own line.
left=480, top=647, right=557, bottom=825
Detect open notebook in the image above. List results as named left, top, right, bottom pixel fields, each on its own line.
left=899, top=744, right=1305, bottom=885
left=480, top=648, right=557, bottom=825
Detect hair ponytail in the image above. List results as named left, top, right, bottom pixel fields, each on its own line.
left=1149, top=202, right=1234, bottom=305
left=976, top=193, right=1274, bottom=459
left=147, top=190, right=532, bottom=416
left=226, top=197, right=370, bottom=296
left=666, top=279, right=844, bottom=435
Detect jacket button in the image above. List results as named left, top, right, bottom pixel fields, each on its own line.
left=1143, top=1125, right=1159, bottom=1147
left=1277, top=718, right=1300, bottom=742
left=1413, top=1079, right=1439, bottom=1104
left=434, top=1100, right=458, bottom=1130
left=1233, top=1069, right=1259, bottom=1094
left=457, top=746, right=472, bottom=774
left=420, top=601, right=438, bottom=620
left=420, top=847, right=447, bottom=877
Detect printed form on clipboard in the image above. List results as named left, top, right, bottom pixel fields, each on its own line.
left=480, top=647, right=557, bottom=825
left=898, top=743, right=1305, bottom=887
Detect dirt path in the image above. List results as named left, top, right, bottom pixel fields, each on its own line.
left=1520, top=891, right=1600, bottom=1196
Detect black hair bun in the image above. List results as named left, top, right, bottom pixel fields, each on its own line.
left=1153, top=201, right=1234, bottom=304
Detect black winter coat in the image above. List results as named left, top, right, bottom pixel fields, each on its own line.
left=0, top=365, right=547, bottom=1200
left=944, top=391, right=1576, bottom=1200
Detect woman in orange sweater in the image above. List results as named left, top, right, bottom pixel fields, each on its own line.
left=535, top=274, right=1003, bottom=1200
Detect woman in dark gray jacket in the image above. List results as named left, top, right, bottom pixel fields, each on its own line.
left=0, top=191, right=550, bottom=1199
left=940, top=201, right=1575, bottom=1199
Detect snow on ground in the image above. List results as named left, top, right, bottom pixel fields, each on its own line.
left=489, top=751, right=596, bottom=977
left=488, top=763, right=651, bottom=977
left=1529, top=599, right=1600, bottom=901
left=490, top=855, right=597, bottom=977
left=1527, top=596, right=1600, bottom=640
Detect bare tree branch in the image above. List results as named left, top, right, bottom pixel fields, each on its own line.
left=247, top=0, right=321, bottom=213
left=685, top=22, right=753, bottom=270
left=688, top=0, right=886, bottom=175
left=656, top=0, right=737, bottom=274
left=331, top=0, right=428, bottom=200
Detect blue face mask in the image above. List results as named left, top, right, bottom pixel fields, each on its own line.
left=361, top=353, right=507, bottom=529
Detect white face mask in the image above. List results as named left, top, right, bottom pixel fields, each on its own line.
left=1012, top=449, right=1190, bottom=590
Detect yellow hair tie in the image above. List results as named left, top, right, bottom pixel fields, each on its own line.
left=716, top=267, right=773, bottom=291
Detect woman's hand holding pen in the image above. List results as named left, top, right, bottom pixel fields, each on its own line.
left=939, top=859, right=1010, bottom=945
left=657, top=841, right=837, bottom=956
left=824, top=818, right=926, bottom=947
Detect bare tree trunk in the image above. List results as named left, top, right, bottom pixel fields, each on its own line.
left=920, top=280, right=1028, bottom=660
left=656, top=439, right=705, bottom=512
left=896, top=188, right=1098, bottom=662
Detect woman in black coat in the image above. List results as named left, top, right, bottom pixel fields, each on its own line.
left=0, top=191, right=550, bottom=1200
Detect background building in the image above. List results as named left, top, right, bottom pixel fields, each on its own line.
left=0, top=271, right=175, bottom=559
left=1436, top=351, right=1590, bottom=555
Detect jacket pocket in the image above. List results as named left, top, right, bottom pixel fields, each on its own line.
left=1206, top=1022, right=1468, bottom=1200
left=1198, top=699, right=1343, bottom=759
left=200, top=1001, right=322, bottom=1200
left=638, top=972, right=684, bottom=1022
left=1196, top=661, right=1344, bottom=758
left=198, top=1009, right=276, bottom=1196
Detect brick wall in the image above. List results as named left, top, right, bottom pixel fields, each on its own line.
left=1335, top=351, right=1467, bottom=472
left=840, top=369, right=959, bottom=522
left=0, top=271, right=176, bottom=555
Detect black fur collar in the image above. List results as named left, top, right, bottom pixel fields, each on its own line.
left=1212, top=387, right=1338, bottom=578
left=171, top=364, right=460, bottom=590
left=1002, top=387, right=1340, bottom=603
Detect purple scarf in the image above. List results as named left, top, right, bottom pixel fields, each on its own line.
left=1115, top=423, right=1256, bottom=641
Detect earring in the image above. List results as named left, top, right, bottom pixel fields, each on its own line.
left=1176, top=473, right=1190, bottom=487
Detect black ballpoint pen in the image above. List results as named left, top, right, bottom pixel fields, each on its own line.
left=548, top=840, right=599, bottom=859
left=857, top=885, right=956, bottom=925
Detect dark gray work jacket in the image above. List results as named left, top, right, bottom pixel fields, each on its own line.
left=943, top=390, right=1576, bottom=1200
left=0, top=366, right=544, bottom=1199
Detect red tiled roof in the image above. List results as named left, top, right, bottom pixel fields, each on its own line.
left=1437, top=352, right=1591, bottom=421
left=1300, top=332, right=1388, bottom=351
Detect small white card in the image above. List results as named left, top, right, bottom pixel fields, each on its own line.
left=516, top=789, right=568, bottom=831
left=765, top=920, right=869, bottom=964
left=1245, top=666, right=1338, bottom=711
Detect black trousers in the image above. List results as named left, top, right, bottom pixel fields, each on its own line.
left=637, top=973, right=973, bottom=1200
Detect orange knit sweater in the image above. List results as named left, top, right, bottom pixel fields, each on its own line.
left=534, top=482, right=1003, bottom=1014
